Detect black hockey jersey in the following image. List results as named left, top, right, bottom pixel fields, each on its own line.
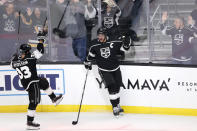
left=11, top=45, right=43, bottom=90
left=161, top=24, right=194, bottom=61
left=87, top=39, right=124, bottom=71
left=189, top=25, right=197, bottom=34
left=102, top=6, right=121, bottom=29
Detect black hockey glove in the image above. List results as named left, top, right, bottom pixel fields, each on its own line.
left=37, top=33, right=45, bottom=43
left=37, top=29, right=47, bottom=44
left=84, top=61, right=92, bottom=70
left=122, top=35, right=133, bottom=50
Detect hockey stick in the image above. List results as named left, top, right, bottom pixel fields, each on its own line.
left=17, top=10, right=21, bottom=46
left=17, top=11, right=21, bottom=36
left=15, top=10, right=21, bottom=54
left=72, top=69, right=89, bottom=125
left=42, top=17, right=47, bottom=35
left=52, top=1, right=70, bottom=38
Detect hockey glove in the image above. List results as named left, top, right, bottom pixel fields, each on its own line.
left=122, top=35, right=133, bottom=50
left=37, top=26, right=47, bottom=43
left=84, top=61, right=92, bottom=70
left=37, top=32, right=46, bottom=44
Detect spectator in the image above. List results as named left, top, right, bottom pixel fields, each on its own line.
left=85, top=0, right=96, bottom=20
left=189, top=9, right=197, bottom=33
left=117, top=0, right=132, bottom=18
left=84, top=0, right=97, bottom=48
left=129, top=0, right=143, bottom=32
left=64, top=0, right=96, bottom=62
left=188, top=9, right=197, bottom=64
left=0, top=3, right=19, bottom=62
left=0, top=3, right=18, bottom=34
left=20, top=7, right=33, bottom=34
left=31, top=8, right=47, bottom=35
left=101, top=0, right=121, bottom=40
left=160, top=12, right=194, bottom=65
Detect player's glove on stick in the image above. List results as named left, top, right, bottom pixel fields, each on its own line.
left=84, top=61, right=92, bottom=70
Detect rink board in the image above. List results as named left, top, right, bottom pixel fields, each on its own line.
left=0, top=64, right=197, bottom=116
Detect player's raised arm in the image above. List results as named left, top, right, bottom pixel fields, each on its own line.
left=32, top=31, right=46, bottom=59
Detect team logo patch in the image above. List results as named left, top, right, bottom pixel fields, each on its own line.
left=104, top=17, right=113, bottom=29
left=4, top=19, right=16, bottom=32
left=100, top=47, right=111, bottom=58
left=174, top=34, right=183, bottom=45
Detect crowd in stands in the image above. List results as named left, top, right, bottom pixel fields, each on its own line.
left=0, top=0, right=197, bottom=65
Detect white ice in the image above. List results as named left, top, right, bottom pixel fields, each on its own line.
left=0, top=112, right=197, bottom=131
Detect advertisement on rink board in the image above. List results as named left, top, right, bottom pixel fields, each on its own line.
left=95, top=66, right=197, bottom=93
left=0, top=68, right=65, bottom=96
left=91, top=65, right=197, bottom=108
left=1, top=64, right=197, bottom=108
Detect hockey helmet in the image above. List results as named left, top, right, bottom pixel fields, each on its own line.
left=97, top=27, right=107, bottom=36
left=19, top=44, right=31, bottom=54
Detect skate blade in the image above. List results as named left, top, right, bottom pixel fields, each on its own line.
left=26, top=126, right=40, bottom=130
left=54, top=96, right=64, bottom=106
left=119, top=112, right=124, bottom=116
left=113, top=115, right=120, bottom=119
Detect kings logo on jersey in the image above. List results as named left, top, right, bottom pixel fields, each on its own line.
left=100, top=47, right=111, bottom=58
left=174, top=34, right=184, bottom=45
left=104, top=17, right=114, bottom=29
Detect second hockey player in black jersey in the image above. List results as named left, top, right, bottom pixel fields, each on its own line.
left=84, top=28, right=132, bottom=117
left=11, top=35, right=63, bottom=130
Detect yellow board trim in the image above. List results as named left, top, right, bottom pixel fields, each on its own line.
left=1, top=105, right=197, bottom=116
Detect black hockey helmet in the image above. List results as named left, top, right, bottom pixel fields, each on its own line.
left=97, top=27, right=107, bottom=36
left=19, top=44, right=31, bottom=54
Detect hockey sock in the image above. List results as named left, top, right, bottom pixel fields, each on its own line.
left=27, top=115, right=34, bottom=122
left=110, top=98, right=119, bottom=108
left=109, top=93, right=120, bottom=107
left=27, top=110, right=35, bottom=122
left=117, top=97, right=120, bottom=105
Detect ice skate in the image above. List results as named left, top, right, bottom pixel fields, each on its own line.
left=52, top=94, right=63, bottom=106
left=26, top=121, right=40, bottom=130
left=118, top=104, right=124, bottom=116
left=113, top=107, right=120, bottom=118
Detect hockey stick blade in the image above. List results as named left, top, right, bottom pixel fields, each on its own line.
left=72, top=121, right=78, bottom=125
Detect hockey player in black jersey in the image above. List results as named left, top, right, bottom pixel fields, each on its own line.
left=84, top=28, right=132, bottom=117
left=11, top=35, right=63, bottom=130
